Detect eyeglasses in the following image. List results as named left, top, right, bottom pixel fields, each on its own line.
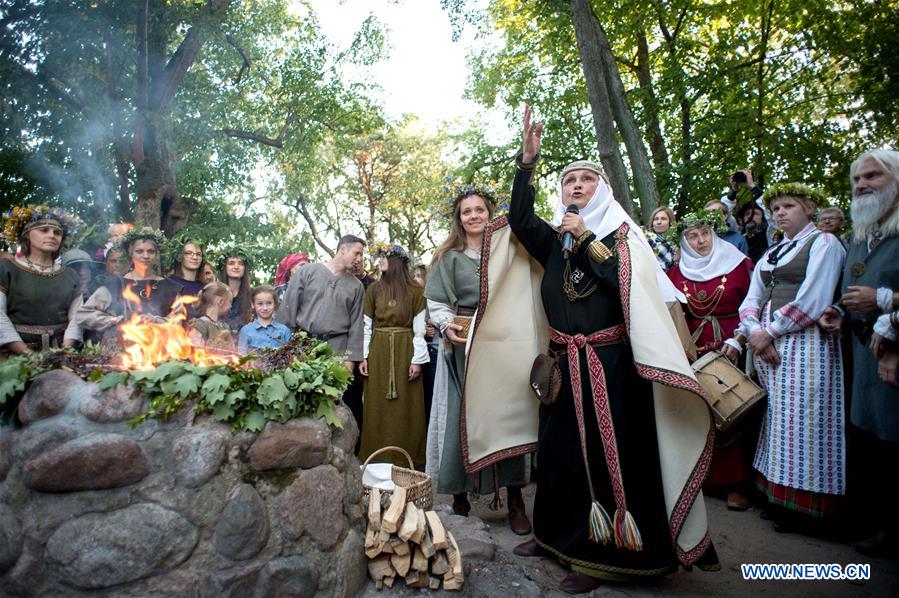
left=183, top=251, right=203, bottom=258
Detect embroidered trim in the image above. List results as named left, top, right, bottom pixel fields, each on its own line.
left=615, top=222, right=716, bottom=567
left=779, top=303, right=814, bottom=329
left=534, top=537, right=677, bottom=577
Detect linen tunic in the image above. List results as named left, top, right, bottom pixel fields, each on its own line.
left=359, top=283, right=428, bottom=468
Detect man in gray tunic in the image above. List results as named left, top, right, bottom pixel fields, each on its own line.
left=276, top=235, right=366, bottom=372
left=821, top=149, right=899, bottom=557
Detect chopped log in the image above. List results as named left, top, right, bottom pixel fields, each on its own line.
left=397, top=502, right=419, bottom=542
left=447, top=531, right=464, bottom=578
left=367, top=554, right=393, bottom=581
left=411, top=545, right=428, bottom=572
left=375, top=579, right=383, bottom=591
left=443, top=576, right=464, bottom=591
left=364, top=543, right=382, bottom=559
left=381, top=486, right=407, bottom=534
left=367, top=488, right=381, bottom=530
left=378, top=528, right=391, bottom=547
left=364, top=525, right=378, bottom=549
left=430, top=550, right=450, bottom=576
left=443, top=570, right=455, bottom=583
left=410, top=506, right=428, bottom=545
left=420, top=527, right=436, bottom=558
left=425, top=510, right=449, bottom=550
left=391, top=551, right=411, bottom=577
left=383, top=575, right=395, bottom=588
left=429, top=576, right=441, bottom=590
left=406, top=571, right=429, bottom=588
left=390, top=538, right=410, bottom=556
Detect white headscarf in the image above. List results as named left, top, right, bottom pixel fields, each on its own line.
left=552, top=161, right=684, bottom=303
left=677, top=228, right=747, bottom=282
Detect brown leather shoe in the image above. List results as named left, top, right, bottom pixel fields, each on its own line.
left=508, top=502, right=532, bottom=535
left=559, top=571, right=601, bottom=594
left=726, top=490, right=751, bottom=511
left=452, top=493, right=471, bottom=517
left=513, top=538, right=546, bottom=557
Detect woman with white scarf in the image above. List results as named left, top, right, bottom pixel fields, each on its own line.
left=504, top=106, right=716, bottom=593
left=667, top=210, right=755, bottom=511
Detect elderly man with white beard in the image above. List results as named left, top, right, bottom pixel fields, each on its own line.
left=820, top=148, right=899, bottom=557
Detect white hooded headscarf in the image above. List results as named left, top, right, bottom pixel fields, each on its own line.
left=552, top=161, right=684, bottom=303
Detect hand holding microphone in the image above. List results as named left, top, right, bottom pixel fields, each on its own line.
left=561, top=204, right=583, bottom=259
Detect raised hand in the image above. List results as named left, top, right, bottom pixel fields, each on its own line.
left=522, top=104, right=543, bottom=164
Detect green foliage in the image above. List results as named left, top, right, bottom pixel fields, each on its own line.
left=121, top=336, right=350, bottom=432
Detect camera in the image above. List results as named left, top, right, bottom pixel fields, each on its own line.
left=731, top=171, right=747, bottom=184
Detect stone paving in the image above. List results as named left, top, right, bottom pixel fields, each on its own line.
left=363, top=484, right=898, bottom=597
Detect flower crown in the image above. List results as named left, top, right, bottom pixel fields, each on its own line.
left=2, top=205, right=85, bottom=248
left=370, top=241, right=408, bottom=261
left=168, top=235, right=205, bottom=269
left=435, top=176, right=509, bottom=221
left=114, top=226, right=169, bottom=256
left=762, top=182, right=828, bottom=209
left=206, top=243, right=257, bottom=272
left=678, top=209, right=728, bottom=236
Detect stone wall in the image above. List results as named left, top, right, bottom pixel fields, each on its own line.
left=0, top=370, right=368, bottom=597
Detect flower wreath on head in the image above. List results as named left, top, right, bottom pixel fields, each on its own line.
left=2, top=204, right=85, bottom=249
left=206, top=243, right=257, bottom=273
left=761, top=182, right=828, bottom=209
left=370, top=241, right=409, bottom=261
left=168, top=234, right=206, bottom=270
left=434, top=176, right=509, bottom=221
left=113, top=226, right=169, bottom=257
left=678, top=209, right=729, bottom=237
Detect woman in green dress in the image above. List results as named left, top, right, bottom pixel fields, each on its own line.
left=424, top=186, right=532, bottom=535
left=359, top=244, right=428, bottom=468
left=0, top=205, right=84, bottom=353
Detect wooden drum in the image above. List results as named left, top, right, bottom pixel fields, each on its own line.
left=691, top=350, right=766, bottom=432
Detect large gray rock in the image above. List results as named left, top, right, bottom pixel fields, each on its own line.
left=248, top=419, right=331, bottom=471
left=333, top=529, right=367, bottom=598
left=440, top=511, right=497, bottom=561
left=79, top=383, right=143, bottom=422
left=213, top=483, right=269, bottom=560
left=45, top=503, right=198, bottom=589
left=172, top=427, right=229, bottom=488
left=11, top=420, right=79, bottom=462
left=0, top=428, right=11, bottom=482
left=253, top=555, right=319, bottom=598
left=17, top=369, right=84, bottom=424
left=205, top=563, right=262, bottom=598
left=330, top=403, right=359, bottom=454
left=22, top=433, right=149, bottom=492
left=0, top=503, right=22, bottom=574
left=280, top=465, right=345, bottom=549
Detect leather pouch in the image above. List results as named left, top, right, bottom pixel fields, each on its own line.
left=529, top=352, right=561, bottom=406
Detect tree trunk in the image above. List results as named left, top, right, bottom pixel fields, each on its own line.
left=584, top=3, right=662, bottom=223
left=635, top=28, right=672, bottom=198
left=569, top=0, right=635, bottom=217
left=754, top=0, right=775, bottom=187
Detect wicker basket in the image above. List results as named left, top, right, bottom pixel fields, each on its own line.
left=453, top=315, right=473, bottom=340
left=361, top=446, right=433, bottom=511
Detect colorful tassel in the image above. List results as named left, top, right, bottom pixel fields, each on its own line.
left=587, top=500, right=613, bottom=544
left=613, top=509, right=644, bottom=551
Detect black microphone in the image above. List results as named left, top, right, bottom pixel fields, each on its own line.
left=561, top=204, right=580, bottom=260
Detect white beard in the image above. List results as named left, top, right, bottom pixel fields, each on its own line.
left=851, top=179, right=899, bottom=239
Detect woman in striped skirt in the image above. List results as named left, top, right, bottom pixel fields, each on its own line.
left=723, top=183, right=846, bottom=532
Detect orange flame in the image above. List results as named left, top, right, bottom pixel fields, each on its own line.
left=118, top=290, right=236, bottom=370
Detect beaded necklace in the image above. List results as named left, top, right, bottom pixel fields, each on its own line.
left=682, top=276, right=728, bottom=318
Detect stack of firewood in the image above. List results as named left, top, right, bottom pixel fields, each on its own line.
left=364, top=486, right=464, bottom=591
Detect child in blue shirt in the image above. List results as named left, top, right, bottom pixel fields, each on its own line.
left=238, top=285, right=292, bottom=353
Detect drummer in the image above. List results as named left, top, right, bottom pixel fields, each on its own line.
left=722, top=183, right=846, bottom=533
left=667, top=210, right=755, bottom=510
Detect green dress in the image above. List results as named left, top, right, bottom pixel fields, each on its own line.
left=360, top=283, right=427, bottom=468
left=0, top=259, right=80, bottom=349
left=424, top=249, right=529, bottom=494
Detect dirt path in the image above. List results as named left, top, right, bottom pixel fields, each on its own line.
left=363, top=483, right=897, bottom=596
